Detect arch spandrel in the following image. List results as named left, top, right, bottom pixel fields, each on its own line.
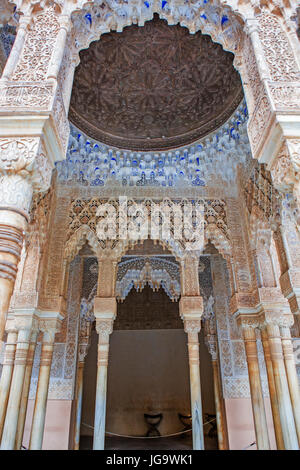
left=70, top=0, right=246, bottom=64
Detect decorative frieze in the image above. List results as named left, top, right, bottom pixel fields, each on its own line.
left=57, top=103, right=250, bottom=189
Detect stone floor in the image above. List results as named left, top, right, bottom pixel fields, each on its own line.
left=79, top=433, right=218, bottom=450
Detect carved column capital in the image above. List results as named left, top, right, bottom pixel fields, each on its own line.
left=183, top=318, right=201, bottom=335
left=5, top=317, right=17, bottom=334
left=95, top=318, right=114, bottom=344
left=0, top=138, right=53, bottom=214
left=238, top=316, right=260, bottom=331
left=260, top=312, right=295, bottom=330
left=38, top=315, right=62, bottom=343
left=13, top=313, right=39, bottom=333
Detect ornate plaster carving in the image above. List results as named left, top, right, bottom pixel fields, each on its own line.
left=116, top=256, right=180, bottom=301
left=58, top=103, right=250, bottom=188
left=69, top=14, right=243, bottom=151
left=257, top=12, right=299, bottom=82
left=70, top=0, right=245, bottom=62
left=64, top=197, right=230, bottom=262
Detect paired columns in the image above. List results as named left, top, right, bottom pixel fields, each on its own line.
left=15, top=328, right=38, bottom=449
left=29, top=318, right=61, bottom=450
left=240, top=322, right=270, bottom=450
left=263, top=320, right=299, bottom=449
left=238, top=310, right=300, bottom=450
left=1, top=314, right=38, bottom=449
left=0, top=312, right=61, bottom=450
left=280, top=325, right=300, bottom=443
left=260, top=328, right=284, bottom=450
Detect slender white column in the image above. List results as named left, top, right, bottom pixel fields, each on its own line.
left=73, top=300, right=94, bottom=450
left=280, top=325, right=300, bottom=444
left=203, top=297, right=228, bottom=450
left=73, top=341, right=91, bottom=450
left=29, top=323, right=57, bottom=450
left=15, top=328, right=38, bottom=450
left=47, top=15, right=71, bottom=81
left=266, top=322, right=299, bottom=449
left=1, top=15, right=31, bottom=80
left=74, top=361, right=84, bottom=450
left=242, top=324, right=270, bottom=450
left=184, top=317, right=204, bottom=450
left=260, top=328, right=285, bottom=450
left=93, top=316, right=114, bottom=450
left=1, top=318, right=34, bottom=449
left=0, top=321, right=17, bottom=440
left=205, top=336, right=229, bottom=450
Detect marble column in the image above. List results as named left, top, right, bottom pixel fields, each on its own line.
left=265, top=322, right=299, bottom=449
left=183, top=317, right=204, bottom=450
left=93, top=312, right=115, bottom=450
left=0, top=207, right=27, bottom=341
left=47, top=15, right=71, bottom=81
left=260, top=328, right=285, bottom=450
left=1, top=15, right=31, bottom=81
left=206, top=336, right=229, bottom=450
left=242, top=324, right=270, bottom=450
left=1, top=315, right=37, bottom=449
left=211, top=358, right=229, bottom=450
left=202, top=296, right=228, bottom=450
left=73, top=342, right=90, bottom=450
left=15, top=328, right=38, bottom=450
left=280, top=325, right=300, bottom=444
left=74, top=360, right=84, bottom=451
left=0, top=319, right=17, bottom=440
left=29, top=318, right=60, bottom=450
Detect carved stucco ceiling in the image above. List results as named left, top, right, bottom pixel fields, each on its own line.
left=69, top=14, right=243, bottom=152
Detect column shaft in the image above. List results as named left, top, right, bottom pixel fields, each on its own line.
left=1, top=328, right=31, bottom=449
left=261, top=328, right=285, bottom=450
left=242, top=326, right=270, bottom=450
left=29, top=335, right=54, bottom=450
left=0, top=329, right=17, bottom=440
left=212, top=358, right=229, bottom=450
left=0, top=216, right=26, bottom=341
left=93, top=342, right=109, bottom=450
left=1, top=17, right=30, bottom=80
left=280, top=326, right=300, bottom=444
left=187, top=331, right=204, bottom=450
left=266, top=323, right=299, bottom=449
left=15, top=331, right=37, bottom=450
left=47, top=20, right=69, bottom=80
left=74, top=361, right=84, bottom=450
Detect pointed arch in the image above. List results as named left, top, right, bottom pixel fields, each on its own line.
left=64, top=224, right=101, bottom=262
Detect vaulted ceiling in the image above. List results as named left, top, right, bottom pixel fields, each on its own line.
left=69, top=14, right=243, bottom=151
